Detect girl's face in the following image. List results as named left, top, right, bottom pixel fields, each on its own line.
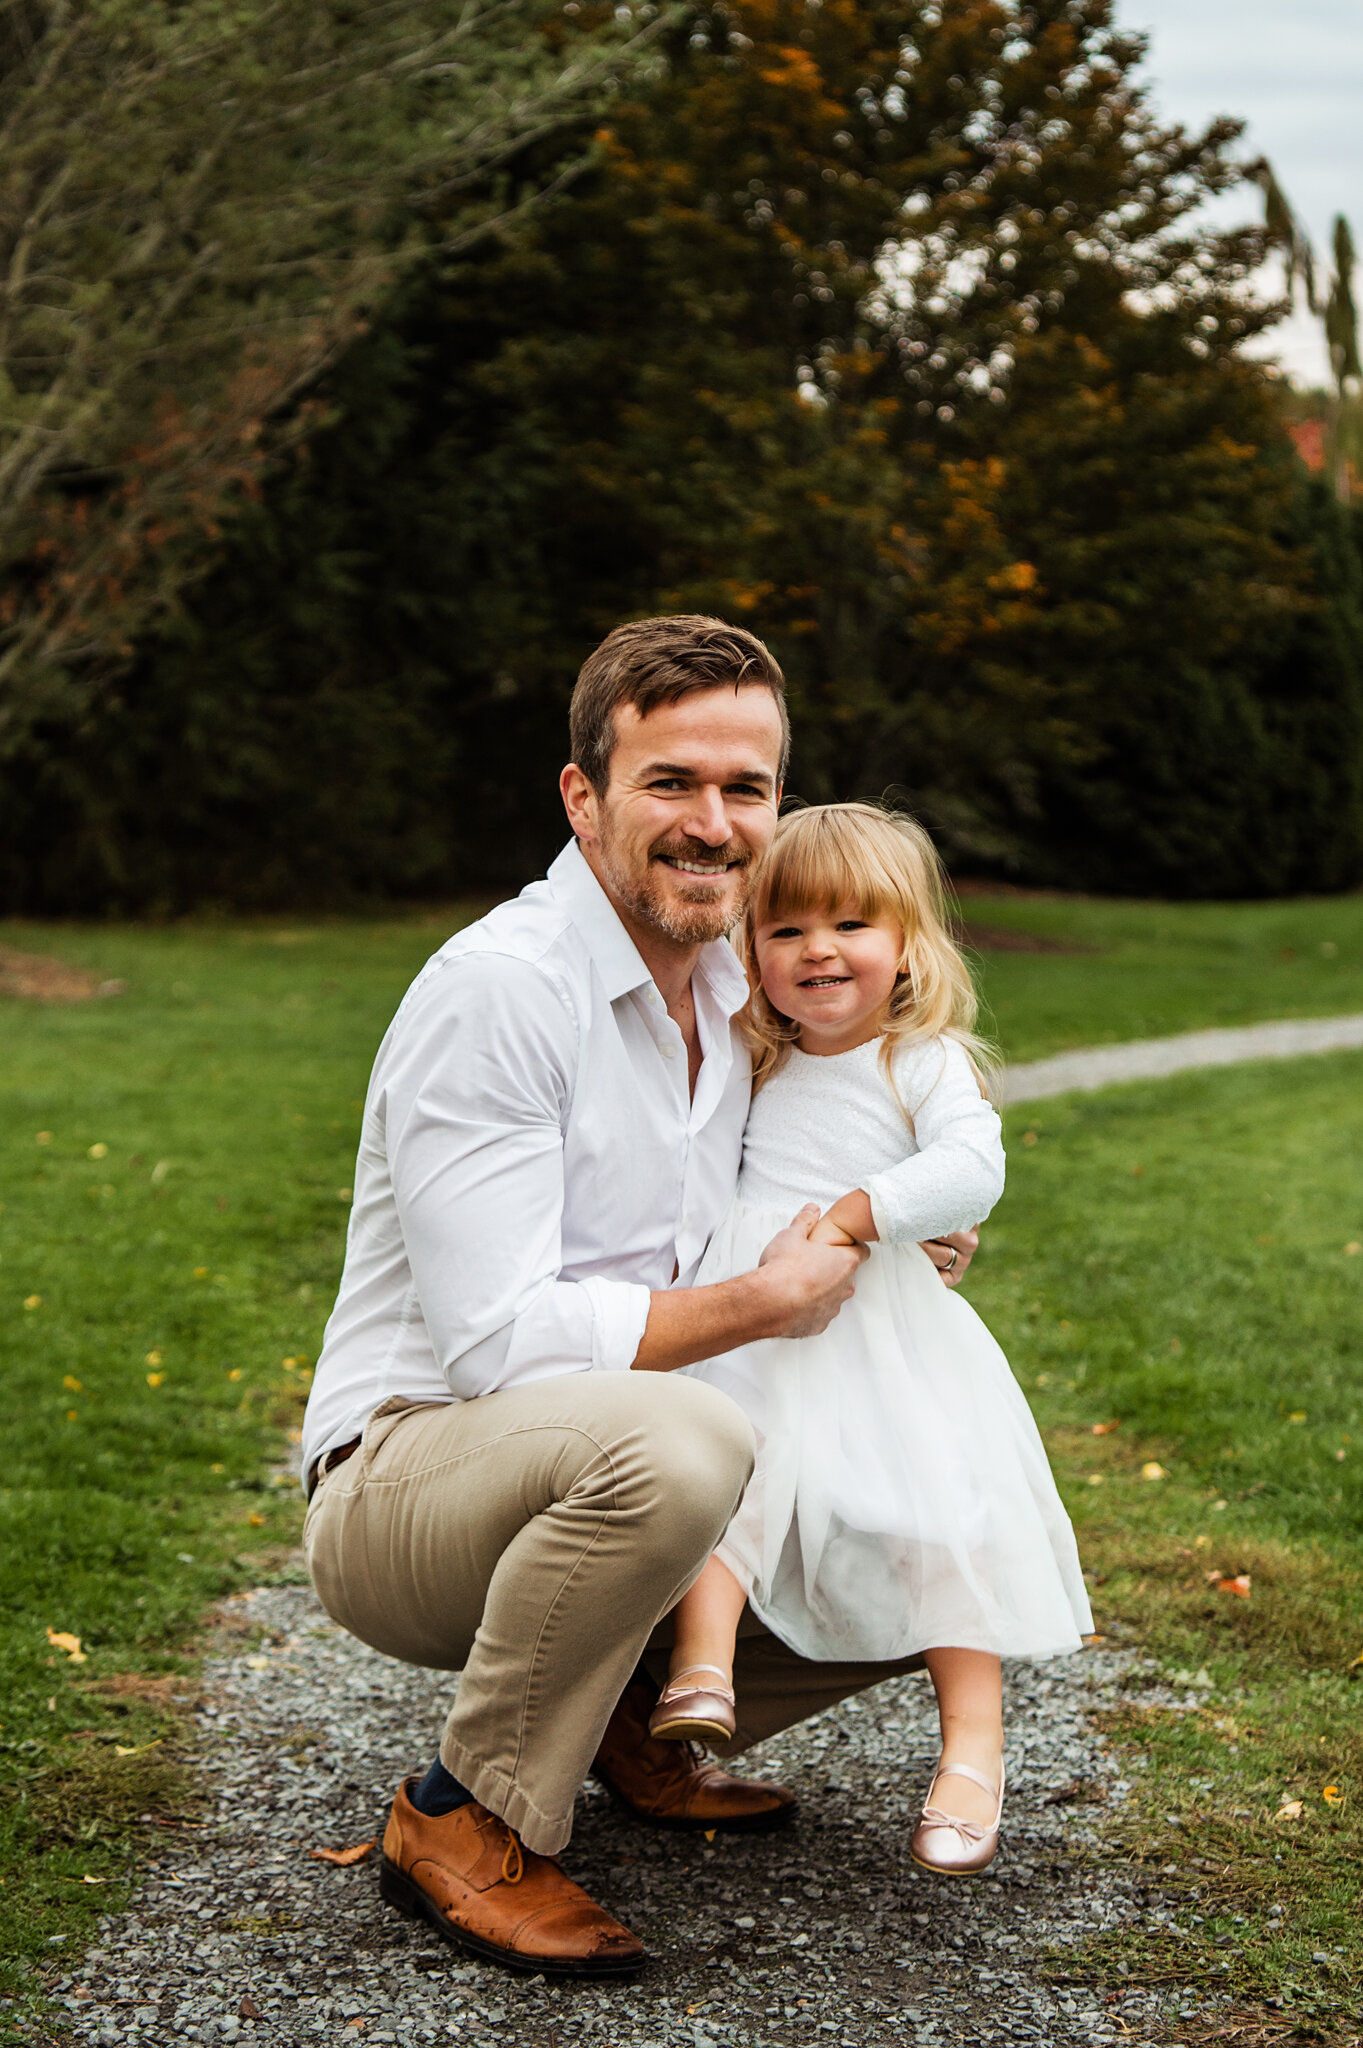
left=753, top=899, right=904, bottom=1055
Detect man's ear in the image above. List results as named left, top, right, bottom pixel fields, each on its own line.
left=560, top=762, right=599, bottom=843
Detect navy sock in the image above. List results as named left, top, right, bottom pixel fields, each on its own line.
left=409, top=1758, right=475, bottom=1818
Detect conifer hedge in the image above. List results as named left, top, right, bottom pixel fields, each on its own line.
left=1, top=0, right=1359, bottom=910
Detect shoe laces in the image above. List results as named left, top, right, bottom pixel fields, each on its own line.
left=478, top=1812, right=525, bottom=1884
left=500, top=1829, right=525, bottom=1885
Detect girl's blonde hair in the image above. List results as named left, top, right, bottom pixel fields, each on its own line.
left=739, top=801, right=999, bottom=1108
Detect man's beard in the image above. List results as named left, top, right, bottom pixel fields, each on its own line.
left=597, top=823, right=753, bottom=947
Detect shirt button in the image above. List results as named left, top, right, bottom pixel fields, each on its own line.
left=659, top=1042, right=676, bottom=1058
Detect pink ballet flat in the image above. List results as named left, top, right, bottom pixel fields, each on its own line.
left=647, top=1664, right=737, bottom=1744
left=910, top=1759, right=1005, bottom=1876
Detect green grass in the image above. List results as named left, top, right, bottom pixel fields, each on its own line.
left=960, top=888, right=1363, bottom=1061
left=1, top=892, right=1362, bottom=2035
left=0, top=910, right=477, bottom=2019
left=974, top=1055, right=1363, bottom=2038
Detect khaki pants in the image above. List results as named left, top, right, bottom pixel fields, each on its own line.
left=304, top=1376, right=923, bottom=1857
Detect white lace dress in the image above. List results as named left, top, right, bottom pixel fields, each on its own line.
left=685, top=1036, right=1093, bottom=1663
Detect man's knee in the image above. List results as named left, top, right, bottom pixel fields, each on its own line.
left=628, top=1373, right=755, bottom=1550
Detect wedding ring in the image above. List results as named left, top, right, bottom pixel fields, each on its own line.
left=941, top=1246, right=959, bottom=1272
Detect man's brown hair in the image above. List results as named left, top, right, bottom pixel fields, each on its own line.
left=570, top=615, right=790, bottom=793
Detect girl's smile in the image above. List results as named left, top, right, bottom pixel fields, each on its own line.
left=754, top=900, right=903, bottom=1055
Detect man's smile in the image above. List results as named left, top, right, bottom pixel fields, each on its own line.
left=655, top=855, right=739, bottom=877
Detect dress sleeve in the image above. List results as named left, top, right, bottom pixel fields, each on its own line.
left=861, top=1038, right=1005, bottom=1247
left=377, top=952, right=652, bottom=1397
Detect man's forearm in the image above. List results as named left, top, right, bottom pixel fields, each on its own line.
left=632, top=1270, right=785, bottom=1373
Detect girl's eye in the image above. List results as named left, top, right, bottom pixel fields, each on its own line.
left=770, top=926, right=803, bottom=940
left=835, top=920, right=867, bottom=932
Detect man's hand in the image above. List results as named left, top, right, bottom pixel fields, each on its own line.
left=758, top=1204, right=866, bottom=1336
left=921, top=1227, right=978, bottom=1288
left=632, top=1206, right=865, bottom=1372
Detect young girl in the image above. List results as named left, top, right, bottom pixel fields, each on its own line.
left=650, top=803, right=1092, bottom=1875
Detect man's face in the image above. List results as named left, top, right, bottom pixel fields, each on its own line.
left=562, top=687, right=785, bottom=948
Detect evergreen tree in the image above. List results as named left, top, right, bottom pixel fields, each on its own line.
left=2, top=0, right=1358, bottom=909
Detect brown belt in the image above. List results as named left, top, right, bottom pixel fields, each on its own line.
left=306, top=1434, right=361, bottom=1500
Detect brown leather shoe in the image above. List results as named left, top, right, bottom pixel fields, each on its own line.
left=592, top=1681, right=796, bottom=1833
left=379, top=1782, right=644, bottom=1976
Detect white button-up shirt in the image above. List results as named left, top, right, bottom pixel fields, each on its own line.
left=300, top=840, right=753, bottom=1476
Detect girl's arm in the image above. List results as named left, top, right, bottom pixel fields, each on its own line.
left=812, top=1040, right=1005, bottom=1248
left=810, top=1188, right=877, bottom=1246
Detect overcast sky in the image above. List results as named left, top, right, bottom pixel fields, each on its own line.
left=1120, top=0, right=1363, bottom=384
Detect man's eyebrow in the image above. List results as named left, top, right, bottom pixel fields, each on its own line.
left=640, top=761, right=776, bottom=787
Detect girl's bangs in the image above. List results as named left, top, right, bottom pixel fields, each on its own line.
left=753, top=813, right=904, bottom=927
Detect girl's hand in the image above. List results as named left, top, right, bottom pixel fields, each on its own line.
left=810, top=1213, right=860, bottom=1248
left=811, top=1188, right=877, bottom=1247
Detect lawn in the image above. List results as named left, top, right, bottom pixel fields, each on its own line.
left=959, top=887, right=1363, bottom=1061
left=970, top=1055, right=1363, bottom=2035
left=1, top=891, right=1361, bottom=2036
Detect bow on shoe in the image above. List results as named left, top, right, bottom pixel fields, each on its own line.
left=916, top=1803, right=993, bottom=1848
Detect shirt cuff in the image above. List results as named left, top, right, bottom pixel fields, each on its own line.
left=580, top=1276, right=653, bottom=1373
left=864, top=1173, right=903, bottom=1248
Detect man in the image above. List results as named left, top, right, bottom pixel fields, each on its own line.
left=301, top=616, right=976, bottom=1976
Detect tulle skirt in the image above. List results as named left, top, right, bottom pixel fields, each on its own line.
left=684, top=1203, right=1093, bottom=1664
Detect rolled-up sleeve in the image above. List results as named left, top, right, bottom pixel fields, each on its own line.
left=380, top=954, right=651, bottom=1398
left=864, top=1040, right=1006, bottom=1246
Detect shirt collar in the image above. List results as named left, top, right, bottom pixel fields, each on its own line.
left=546, top=839, right=751, bottom=1019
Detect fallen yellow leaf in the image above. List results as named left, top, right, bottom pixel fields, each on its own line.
left=145, top=1349, right=162, bottom=1366
left=703, top=1828, right=717, bottom=1843
left=1087, top=1474, right=1105, bottom=1486
left=146, top=1372, right=165, bottom=1388
left=1289, top=1411, right=1307, bottom=1424
left=35, top=1131, right=51, bottom=1145
left=1091, top=1420, right=1121, bottom=1436
left=1141, top=1462, right=1167, bottom=1481
left=194, top=1266, right=208, bottom=1278
left=248, top=1513, right=265, bottom=1527
left=62, top=1376, right=82, bottom=1393
left=1345, top=1243, right=1361, bottom=1256
left=87, top=1143, right=107, bottom=1160
left=1323, top=1785, right=1344, bottom=1805
left=66, top=1409, right=78, bottom=1422
left=46, top=1629, right=87, bottom=1663
left=310, top=1840, right=375, bottom=1868
left=227, top=1369, right=242, bottom=1381
left=114, top=1739, right=163, bottom=1758
left=1274, top=1799, right=1304, bottom=1822
left=23, top=1295, right=41, bottom=1311
left=1206, top=1572, right=1251, bottom=1598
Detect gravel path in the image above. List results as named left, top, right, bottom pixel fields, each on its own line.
left=46, top=1584, right=1230, bottom=2048
left=1001, top=1011, right=1363, bottom=1105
